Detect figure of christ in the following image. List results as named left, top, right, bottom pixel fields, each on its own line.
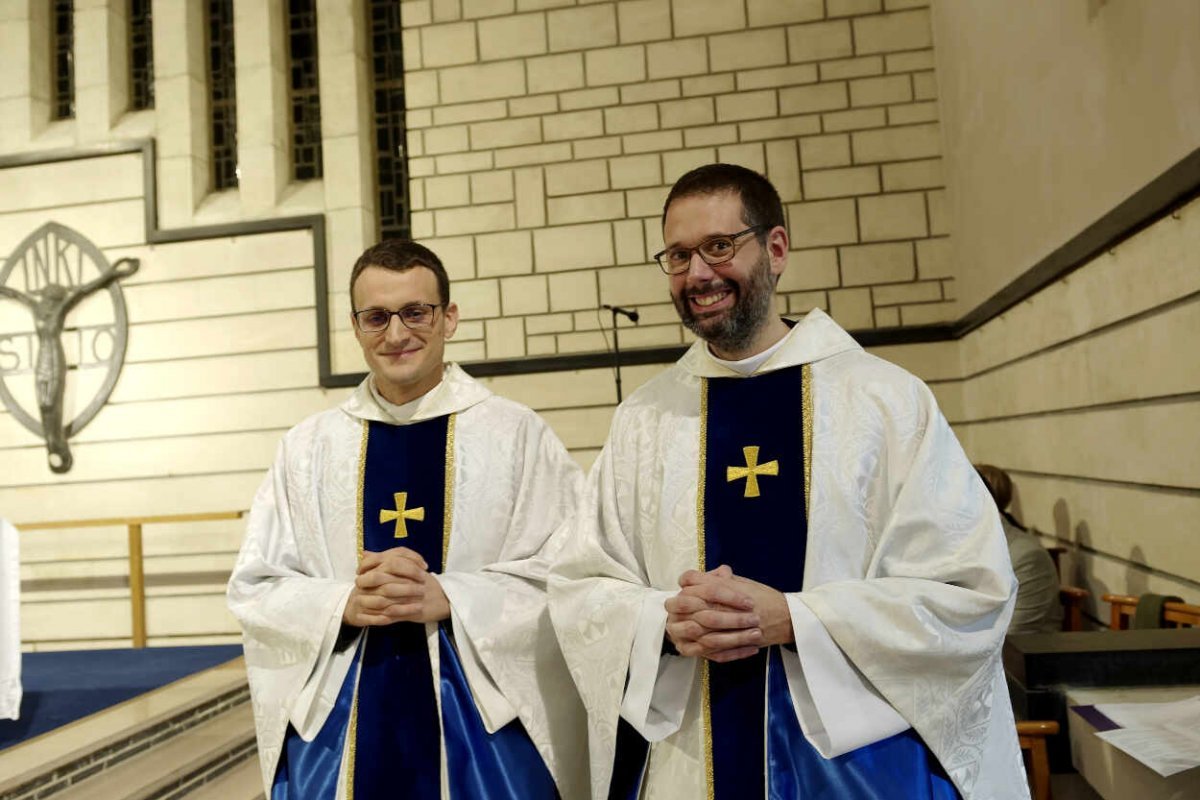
left=0, top=257, right=139, bottom=471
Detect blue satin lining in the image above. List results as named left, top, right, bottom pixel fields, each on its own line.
left=271, top=627, right=559, bottom=800
left=355, top=623, right=442, bottom=799
left=439, top=626, right=560, bottom=799
left=765, top=647, right=961, bottom=800
left=270, top=648, right=359, bottom=800
left=273, top=417, right=557, bottom=798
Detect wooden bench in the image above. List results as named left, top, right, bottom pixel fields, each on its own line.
left=1042, top=542, right=1088, bottom=632
left=1017, top=720, right=1059, bottom=800
left=1059, top=586, right=1089, bottom=632
left=1102, top=594, right=1200, bottom=630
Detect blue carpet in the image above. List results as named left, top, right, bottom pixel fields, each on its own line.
left=0, top=644, right=243, bottom=751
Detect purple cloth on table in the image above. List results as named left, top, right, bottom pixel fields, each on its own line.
left=1070, top=705, right=1121, bottom=733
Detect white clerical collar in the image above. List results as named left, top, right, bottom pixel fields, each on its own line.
left=681, top=309, right=862, bottom=379
left=708, top=333, right=790, bottom=375
left=368, top=377, right=429, bottom=422
left=343, top=362, right=493, bottom=424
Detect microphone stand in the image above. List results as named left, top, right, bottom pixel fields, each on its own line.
left=604, top=305, right=639, bottom=403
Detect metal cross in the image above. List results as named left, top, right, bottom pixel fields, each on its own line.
left=726, top=446, right=779, bottom=498
left=379, top=491, right=426, bottom=538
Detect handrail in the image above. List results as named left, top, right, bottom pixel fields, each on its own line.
left=18, top=511, right=246, bottom=648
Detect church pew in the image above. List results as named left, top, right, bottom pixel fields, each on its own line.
left=1059, top=586, right=1089, bottom=632
left=1102, top=594, right=1200, bottom=630
left=1016, top=720, right=1059, bottom=800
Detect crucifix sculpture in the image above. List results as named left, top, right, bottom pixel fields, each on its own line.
left=0, top=256, right=139, bottom=472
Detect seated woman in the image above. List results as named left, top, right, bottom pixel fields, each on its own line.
left=975, top=465, right=1062, bottom=635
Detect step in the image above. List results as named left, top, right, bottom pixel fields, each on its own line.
left=186, top=755, right=267, bottom=800
left=52, top=702, right=256, bottom=800
left=0, top=657, right=248, bottom=800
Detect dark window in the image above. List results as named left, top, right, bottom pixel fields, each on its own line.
left=129, top=0, right=154, bottom=109
left=52, top=0, right=74, bottom=119
left=368, top=0, right=411, bottom=240
left=207, top=0, right=238, bottom=189
left=288, top=0, right=322, bottom=180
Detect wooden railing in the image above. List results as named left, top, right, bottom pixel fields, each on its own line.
left=1101, top=593, right=1200, bottom=630
left=19, top=511, right=246, bottom=648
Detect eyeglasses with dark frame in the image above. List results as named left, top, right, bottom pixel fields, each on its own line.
left=352, top=303, right=446, bottom=333
left=653, top=225, right=765, bottom=275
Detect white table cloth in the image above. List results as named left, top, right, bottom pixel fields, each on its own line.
left=0, top=518, right=20, bottom=720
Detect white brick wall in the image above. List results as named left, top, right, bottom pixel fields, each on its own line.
left=0, top=0, right=959, bottom=646
left=396, top=0, right=954, bottom=349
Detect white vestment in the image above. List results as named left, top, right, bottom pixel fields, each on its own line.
left=550, top=310, right=1028, bottom=800
left=0, top=518, right=19, bottom=720
left=228, top=364, right=587, bottom=798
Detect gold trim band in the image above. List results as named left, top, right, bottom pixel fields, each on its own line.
left=356, top=420, right=368, bottom=561
left=802, top=363, right=813, bottom=524
left=442, top=413, right=456, bottom=568
left=696, top=378, right=714, bottom=800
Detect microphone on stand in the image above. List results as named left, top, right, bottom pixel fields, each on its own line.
left=602, top=304, right=640, bottom=323
left=601, top=304, right=639, bottom=402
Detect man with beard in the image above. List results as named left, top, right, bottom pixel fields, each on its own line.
left=550, top=164, right=1027, bottom=799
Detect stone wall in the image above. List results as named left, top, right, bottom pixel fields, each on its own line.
left=0, top=0, right=961, bottom=647
left=389, top=0, right=953, bottom=377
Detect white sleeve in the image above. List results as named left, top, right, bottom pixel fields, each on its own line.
left=619, top=590, right=697, bottom=741
left=782, top=594, right=910, bottom=758
left=437, top=577, right=521, bottom=732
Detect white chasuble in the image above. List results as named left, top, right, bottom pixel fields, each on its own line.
left=550, top=310, right=1028, bottom=800
left=228, top=364, right=587, bottom=799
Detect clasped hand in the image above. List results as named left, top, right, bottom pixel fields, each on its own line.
left=342, top=546, right=450, bottom=627
left=663, top=565, right=794, bottom=663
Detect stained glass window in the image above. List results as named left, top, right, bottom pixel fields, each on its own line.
left=52, top=0, right=74, bottom=120
left=288, top=0, right=323, bottom=180
left=368, top=0, right=411, bottom=239
left=208, top=0, right=238, bottom=189
left=129, top=0, right=154, bottom=110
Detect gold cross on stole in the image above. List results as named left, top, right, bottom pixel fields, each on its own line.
left=379, top=492, right=426, bottom=538
left=726, top=446, right=779, bottom=498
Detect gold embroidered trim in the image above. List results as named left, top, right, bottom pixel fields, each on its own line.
left=802, top=363, right=813, bottom=524
left=696, top=378, right=714, bottom=800
left=357, top=420, right=368, bottom=561
left=346, top=684, right=359, bottom=800
left=443, top=414, right=456, bottom=567
left=348, top=422, right=369, bottom=798
left=697, top=378, right=708, bottom=569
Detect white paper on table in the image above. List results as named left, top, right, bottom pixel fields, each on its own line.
left=1091, top=696, right=1200, bottom=778
left=1095, top=695, right=1200, bottom=729
left=1095, top=726, right=1200, bottom=778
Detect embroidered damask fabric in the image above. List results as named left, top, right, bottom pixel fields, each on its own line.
left=550, top=309, right=1029, bottom=800
left=229, top=366, right=586, bottom=799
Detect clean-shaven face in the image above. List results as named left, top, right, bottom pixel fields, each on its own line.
left=664, top=192, right=779, bottom=356
left=351, top=265, right=458, bottom=405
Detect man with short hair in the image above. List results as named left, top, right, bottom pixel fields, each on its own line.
left=230, top=240, right=585, bottom=799
left=551, top=164, right=1027, bottom=799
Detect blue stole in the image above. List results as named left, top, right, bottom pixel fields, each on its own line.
left=610, top=367, right=959, bottom=799
left=272, top=416, right=558, bottom=800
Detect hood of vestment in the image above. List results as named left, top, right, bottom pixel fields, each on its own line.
left=678, top=308, right=862, bottom=378
left=340, top=362, right=492, bottom=424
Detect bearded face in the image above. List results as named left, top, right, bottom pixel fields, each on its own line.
left=671, top=247, right=776, bottom=356
left=662, top=192, right=786, bottom=360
